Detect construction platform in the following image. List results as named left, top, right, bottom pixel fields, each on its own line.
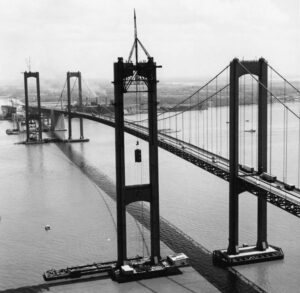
left=43, top=254, right=188, bottom=283
left=43, top=259, right=118, bottom=281
left=212, top=245, right=284, bottom=267
left=111, top=254, right=188, bottom=283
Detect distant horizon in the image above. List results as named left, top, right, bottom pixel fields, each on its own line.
left=0, top=0, right=299, bottom=83
left=1, top=71, right=300, bottom=89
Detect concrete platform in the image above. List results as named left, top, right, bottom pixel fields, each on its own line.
left=213, top=245, right=284, bottom=267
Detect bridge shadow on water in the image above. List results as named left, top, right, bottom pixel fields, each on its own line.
left=1, top=143, right=266, bottom=293
left=57, top=143, right=267, bottom=293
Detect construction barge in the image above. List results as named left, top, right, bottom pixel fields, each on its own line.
left=43, top=253, right=189, bottom=283
left=43, top=259, right=117, bottom=281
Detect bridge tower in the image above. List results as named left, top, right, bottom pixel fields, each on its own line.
left=213, top=58, right=284, bottom=266
left=67, top=71, right=84, bottom=140
left=24, top=72, right=42, bottom=142
left=113, top=9, right=164, bottom=268
left=114, top=56, right=162, bottom=267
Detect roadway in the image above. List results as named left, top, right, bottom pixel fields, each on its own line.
left=36, top=106, right=300, bottom=218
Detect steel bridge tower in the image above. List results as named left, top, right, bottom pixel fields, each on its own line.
left=113, top=56, right=161, bottom=267
left=24, top=71, right=42, bottom=142
left=213, top=58, right=284, bottom=266
left=67, top=71, right=84, bottom=140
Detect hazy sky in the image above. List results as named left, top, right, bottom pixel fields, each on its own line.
left=0, top=0, right=299, bottom=84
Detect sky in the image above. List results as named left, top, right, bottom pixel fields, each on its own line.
left=0, top=0, right=299, bottom=85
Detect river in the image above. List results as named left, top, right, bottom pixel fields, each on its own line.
left=0, top=100, right=299, bottom=292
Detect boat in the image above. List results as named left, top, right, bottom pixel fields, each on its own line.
left=6, top=129, right=19, bottom=135
left=44, top=260, right=117, bottom=281
left=5, top=113, right=21, bottom=135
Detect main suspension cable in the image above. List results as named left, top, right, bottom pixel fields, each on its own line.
left=238, top=61, right=300, bottom=120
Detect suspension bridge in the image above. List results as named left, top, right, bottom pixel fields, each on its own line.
left=25, top=59, right=300, bottom=218
left=20, top=11, right=300, bottom=283
left=23, top=56, right=300, bottom=269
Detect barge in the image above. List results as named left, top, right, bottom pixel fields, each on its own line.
left=43, top=259, right=118, bottom=281
left=111, top=254, right=188, bottom=283
left=43, top=253, right=188, bottom=283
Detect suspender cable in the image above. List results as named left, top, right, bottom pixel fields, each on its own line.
left=202, top=93, right=205, bottom=150
left=210, top=86, right=213, bottom=153
left=157, top=84, right=229, bottom=122
left=206, top=86, right=209, bottom=152
left=189, top=95, right=192, bottom=144
left=239, top=76, right=242, bottom=164
left=219, top=79, right=222, bottom=157
left=283, top=82, right=287, bottom=182
left=267, top=64, right=300, bottom=95
left=129, top=64, right=230, bottom=125
left=243, top=74, right=246, bottom=166
left=215, top=77, right=218, bottom=156
left=238, top=61, right=300, bottom=119
left=269, top=70, right=273, bottom=175
left=182, top=111, right=184, bottom=142
left=54, top=78, right=67, bottom=109
left=227, top=69, right=229, bottom=159
left=285, top=87, right=289, bottom=183
left=251, top=77, right=254, bottom=168
left=298, top=92, right=300, bottom=188
left=197, top=91, right=200, bottom=151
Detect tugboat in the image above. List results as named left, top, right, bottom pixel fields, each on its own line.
left=6, top=128, right=19, bottom=135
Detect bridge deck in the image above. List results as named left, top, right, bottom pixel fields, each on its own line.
left=38, top=107, right=300, bottom=218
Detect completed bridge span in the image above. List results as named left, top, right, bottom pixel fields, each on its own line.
left=35, top=106, right=300, bottom=218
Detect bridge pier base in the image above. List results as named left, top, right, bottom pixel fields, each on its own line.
left=213, top=245, right=284, bottom=267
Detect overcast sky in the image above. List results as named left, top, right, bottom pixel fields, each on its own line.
left=0, top=0, right=299, bottom=84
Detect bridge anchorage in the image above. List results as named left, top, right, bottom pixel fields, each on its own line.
left=213, top=58, right=284, bottom=267
left=22, top=71, right=89, bottom=144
